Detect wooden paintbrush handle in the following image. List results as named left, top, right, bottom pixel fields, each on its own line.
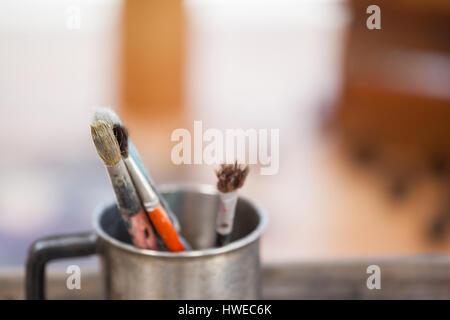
left=147, top=205, right=185, bottom=252
left=128, top=209, right=159, bottom=250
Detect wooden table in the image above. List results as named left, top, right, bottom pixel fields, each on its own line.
left=2, top=256, right=449, bottom=299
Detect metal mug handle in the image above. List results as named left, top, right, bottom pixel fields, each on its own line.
left=25, top=232, right=98, bottom=300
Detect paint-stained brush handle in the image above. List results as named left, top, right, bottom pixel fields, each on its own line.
left=106, top=161, right=159, bottom=250
left=128, top=209, right=159, bottom=249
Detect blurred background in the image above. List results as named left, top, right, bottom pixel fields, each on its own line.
left=0, top=0, right=449, bottom=271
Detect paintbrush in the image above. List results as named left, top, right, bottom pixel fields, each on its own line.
left=91, top=120, right=159, bottom=250
left=114, top=124, right=187, bottom=252
left=215, top=162, right=250, bottom=246
left=93, top=108, right=181, bottom=232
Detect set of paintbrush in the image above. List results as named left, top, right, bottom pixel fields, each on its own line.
left=90, top=108, right=249, bottom=251
left=91, top=109, right=187, bottom=251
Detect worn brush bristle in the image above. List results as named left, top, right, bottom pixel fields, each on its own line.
left=92, top=108, right=121, bottom=126
left=113, top=124, right=129, bottom=158
left=216, top=162, right=249, bottom=193
left=90, top=121, right=121, bottom=166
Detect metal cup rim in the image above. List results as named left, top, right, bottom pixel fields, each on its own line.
left=92, top=182, right=268, bottom=258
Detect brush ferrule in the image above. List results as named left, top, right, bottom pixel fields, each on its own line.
left=124, top=157, right=160, bottom=212
left=106, top=160, right=142, bottom=216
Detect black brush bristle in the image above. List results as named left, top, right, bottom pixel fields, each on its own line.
left=113, top=124, right=129, bottom=158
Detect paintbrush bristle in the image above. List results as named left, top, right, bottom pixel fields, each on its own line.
left=90, top=121, right=121, bottom=166
left=92, top=108, right=121, bottom=126
left=113, top=124, right=129, bottom=158
left=216, top=162, right=249, bottom=193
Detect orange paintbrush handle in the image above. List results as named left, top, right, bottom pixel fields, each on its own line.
left=147, top=205, right=185, bottom=252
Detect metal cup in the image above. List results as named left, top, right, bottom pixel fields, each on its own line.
left=26, top=183, right=267, bottom=299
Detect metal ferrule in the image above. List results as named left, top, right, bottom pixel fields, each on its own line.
left=128, top=140, right=181, bottom=231
left=124, top=157, right=160, bottom=212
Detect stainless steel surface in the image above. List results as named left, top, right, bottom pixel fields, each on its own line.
left=124, top=157, right=159, bottom=211
left=25, top=232, right=98, bottom=299
left=25, top=183, right=267, bottom=300
left=95, top=183, right=267, bottom=299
